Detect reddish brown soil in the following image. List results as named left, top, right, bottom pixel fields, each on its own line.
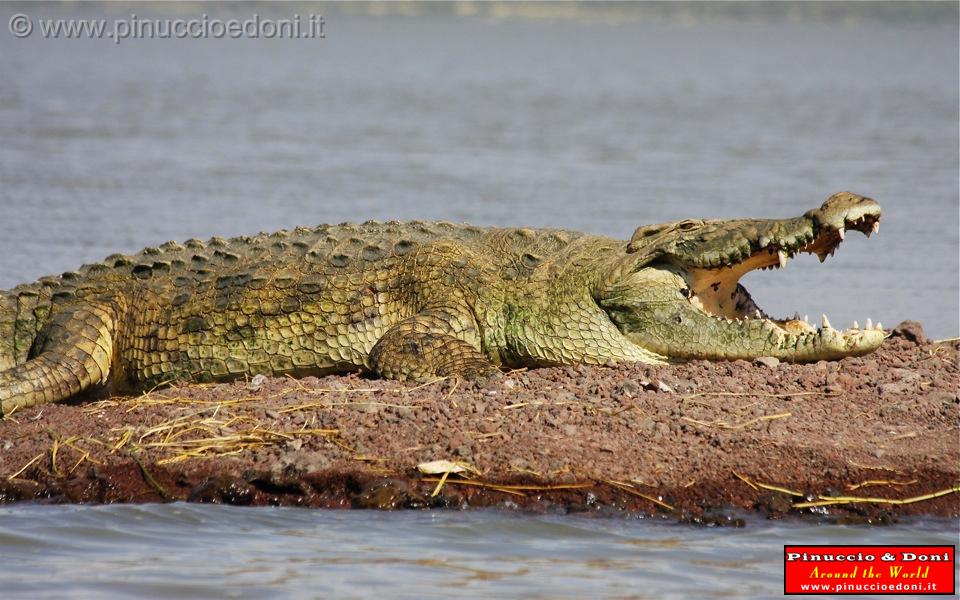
left=1, top=321, right=957, bottom=523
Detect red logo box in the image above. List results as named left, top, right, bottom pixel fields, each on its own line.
left=784, top=545, right=956, bottom=595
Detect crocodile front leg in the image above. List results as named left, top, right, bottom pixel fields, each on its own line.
left=0, top=301, right=117, bottom=417
left=368, top=308, right=498, bottom=381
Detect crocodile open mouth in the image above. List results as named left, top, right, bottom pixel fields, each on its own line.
left=680, top=212, right=882, bottom=338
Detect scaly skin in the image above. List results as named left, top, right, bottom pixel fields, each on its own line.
left=0, top=192, right=884, bottom=416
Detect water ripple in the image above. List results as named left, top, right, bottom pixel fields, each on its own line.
left=0, top=504, right=956, bottom=599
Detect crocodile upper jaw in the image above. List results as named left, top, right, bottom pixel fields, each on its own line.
left=681, top=211, right=883, bottom=340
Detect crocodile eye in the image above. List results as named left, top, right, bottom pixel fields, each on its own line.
left=678, top=220, right=698, bottom=231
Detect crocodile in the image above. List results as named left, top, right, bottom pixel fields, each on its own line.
left=0, top=192, right=883, bottom=417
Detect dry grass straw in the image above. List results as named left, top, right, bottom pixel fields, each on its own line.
left=734, top=471, right=960, bottom=509
left=5, top=434, right=104, bottom=481
left=96, top=375, right=453, bottom=465
left=256, top=377, right=447, bottom=415
left=603, top=479, right=675, bottom=511
left=107, top=405, right=338, bottom=465
left=419, top=477, right=593, bottom=498
left=733, top=472, right=803, bottom=496
left=278, top=400, right=417, bottom=414
left=97, top=374, right=448, bottom=416
left=682, top=412, right=791, bottom=430
left=61, top=438, right=104, bottom=474
left=847, top=479, right=918, bottom=491
left=681, top=391, right=841, bottom=403
left=430, top=470, right=452, bottom=497
left=502, top=400, right=578, bottom=410
left=6, top=453, right=44, bottom=481
left=792, top=485, right=960, bottom=509
left=49, top=436, right=66, bottom=477
left=149, top=425, right=338, bottom=465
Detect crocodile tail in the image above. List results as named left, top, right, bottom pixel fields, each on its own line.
left=0, top=300, right=117, bottom=418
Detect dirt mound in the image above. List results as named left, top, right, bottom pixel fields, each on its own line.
left=1, top=327, right=957, bottom=522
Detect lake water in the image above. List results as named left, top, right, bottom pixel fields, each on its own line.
left=0, top=4, right=957, bottom=598
left=0, top=503, right=957, bottom=600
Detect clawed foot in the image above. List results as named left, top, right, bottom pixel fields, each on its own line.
left=438, top=358, right=502, bottom=382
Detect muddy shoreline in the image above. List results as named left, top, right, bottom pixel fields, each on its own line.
left=1, top=322, right=957, bottom=522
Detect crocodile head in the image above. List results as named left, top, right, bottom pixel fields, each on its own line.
left=598, top=192, right=885, bottom=362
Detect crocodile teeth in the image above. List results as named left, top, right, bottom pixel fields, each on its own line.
left=865, top=318, right=873, bottom=330
left=872, top=222, right=880, bottom=234
left=852, top=320, right=859, bottom=330
left=821, top=314, right=832, bottom=329
left=837, top=227, right=845, bottom=240
left=875, top=321, right=883, bottom=331
left=803, top=315, right=809, bottom=324
left=777, top=250, right=788, bottom=269
left=755, top=310, right=763, bottom=319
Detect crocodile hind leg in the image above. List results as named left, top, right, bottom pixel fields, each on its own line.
left=369, top=308, right=498, bottom=381
left=0, top=302, right=117, bottom=417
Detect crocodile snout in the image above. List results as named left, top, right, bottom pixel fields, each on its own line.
left=805, top=191, right=881, bottom=238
